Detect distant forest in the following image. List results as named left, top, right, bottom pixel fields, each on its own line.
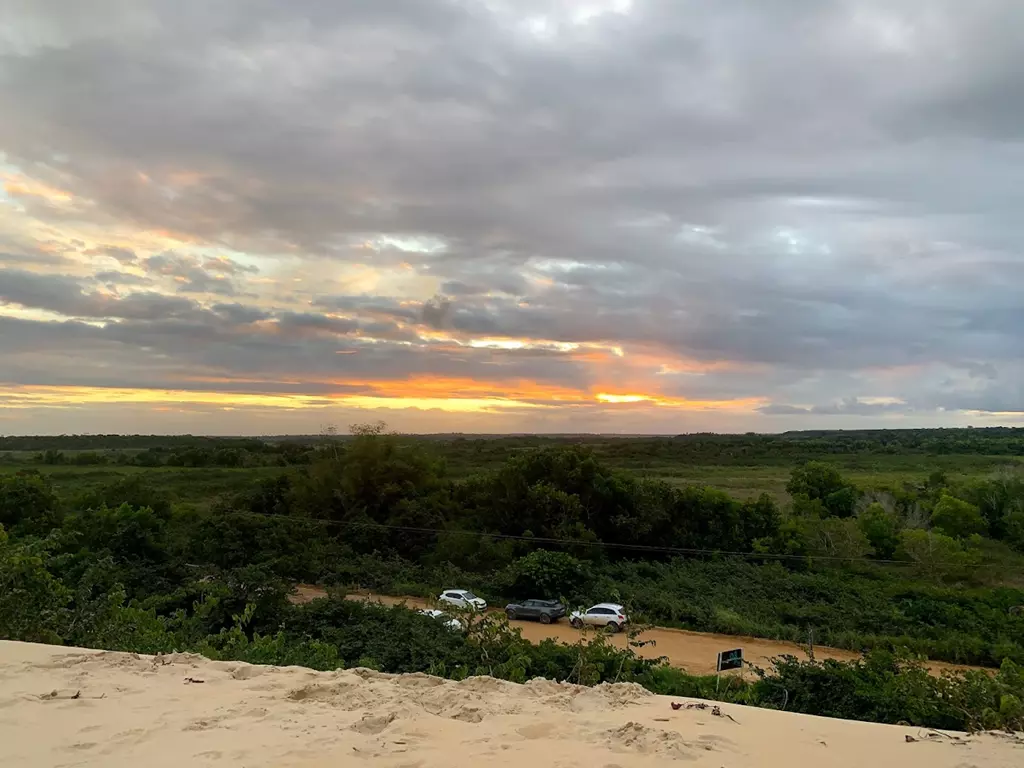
left=2, top=427, right=1024, bottom=469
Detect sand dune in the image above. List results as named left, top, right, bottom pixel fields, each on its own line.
left=1, top=641, right=1020, bottom=767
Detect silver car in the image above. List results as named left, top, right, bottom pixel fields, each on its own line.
left=438, top=589, right=487, bottom=611
left=569, top=603, right=628, bottom=632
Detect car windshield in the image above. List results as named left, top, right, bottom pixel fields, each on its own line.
left=462, top=592, right=478, bottom=599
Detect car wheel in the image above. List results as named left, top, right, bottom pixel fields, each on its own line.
left=539, top=612, right=552, bottom=625
left=605, top=621, right=621, bottom=633
left=505, top=608, right=517, bottom=620
left=570, top=618, right=583, bottom=629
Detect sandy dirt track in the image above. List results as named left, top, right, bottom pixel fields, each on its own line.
left=289, top=587, right=979, bottom=676
left=2, top=641, right=1020, bottom=768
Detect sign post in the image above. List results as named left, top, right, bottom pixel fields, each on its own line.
left=716, top=648, right=743, bottom=692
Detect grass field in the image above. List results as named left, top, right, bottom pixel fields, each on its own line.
left=645, top=460, right=1024, bottom=501
left=3, top=446, right=1022, bottom=507
left=0, top=464, right=284, bottom=511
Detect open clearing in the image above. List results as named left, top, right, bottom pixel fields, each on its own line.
left=289, top=587, right=978, bottom=676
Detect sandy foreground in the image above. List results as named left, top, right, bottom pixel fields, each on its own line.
left=2, top=641, right=1021, bottom=768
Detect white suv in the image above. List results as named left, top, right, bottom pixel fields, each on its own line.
left=438, top=589, right=487, bottom=611
left=417, top=608, right=463, bottom=632
left=569, top=603, right=628, bottom=632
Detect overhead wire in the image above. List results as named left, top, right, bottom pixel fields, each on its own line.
left=211, top=508, right=1024, bottom=570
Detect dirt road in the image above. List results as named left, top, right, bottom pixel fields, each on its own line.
left=289, top=586, right=978, bottom=676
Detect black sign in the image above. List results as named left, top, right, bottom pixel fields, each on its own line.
left=717, top=648, right=743, bottom=672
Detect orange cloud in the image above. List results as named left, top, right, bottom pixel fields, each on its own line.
left=0, top=386, right=325, bottom=410
left=0, top=377, right=764, bottom=416
left=166, top=170, right=209, bottom=187
left=342, top=377, right=762, bottom=412
left=2, top=173, right=74, bottom=205
left=315, top=376, right=577, bottom=406
left=595, top=392, right=765, bottom=411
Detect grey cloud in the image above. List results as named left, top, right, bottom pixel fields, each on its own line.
left=757, top=404, right=811, bottom=415
left=758, top=398, right=910, bottom=417
left=201, top=256, right=257, bottom=276
left=421, top=296, right=452, bottom=329
left=0, top=268, right=100, bottom=315
left=439, top=273, right=529, bottom=297
left=2, top=1, right=1024, bottom=423
left=95, top=269, right=153, bottom=287
left=113, top=292, right=203, bottom=320
left=927, top=392, right=1024, bottom=414
left=810, top=398, right=909, bottom=416
left=212, top=302, right=271, bottom=324
left=356, top=321, right=421, bottom=343
left=909, top=366, right=1024, bottom=414
left=0, top=301, right=592, bottom=397
left=312, top=294, right=420, bottom=323
left=962, top=362, right=998, bottom=381
left=439, top=281, right=485, bottom=297
left=275, top=311, right=360, bottom=336
left=0, top=267, right=207, bottom=320
left=0, top=315, right=104, bottom=355
left=145, top=252, right=253, bottom=296
left=0, top=246, right=71, bottom=268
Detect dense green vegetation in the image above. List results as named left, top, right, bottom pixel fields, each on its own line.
left=5, top=429, right=1023, bottom=510
left=2, top=426, right=1024, bottom=730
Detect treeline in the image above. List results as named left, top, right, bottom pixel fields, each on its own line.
left=512, top=428, right=1024, bottom=463
left=3, top=442, right=315, bottom=469
left=0, top=435, right=315, bottom=451
left=4, top=426, right=1024, bottom=468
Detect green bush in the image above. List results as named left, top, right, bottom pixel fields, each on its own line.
left=932, top=493, right=988, bottom=539
left=0, top=525, right=70, bottom=643
left=500, top=550, right=591, bottom=602
left=753, top=649, right=1024, bottom=732
left=858, top=503, right=902, bottom=559
left=897, top=529, right=979, bottom=581
left=0, top=472, right=62, bottom=535
left=787, top=462, right=859, bottom=517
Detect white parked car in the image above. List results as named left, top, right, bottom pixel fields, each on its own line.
left=417, top=608, right=463, bottom=632
left=569, top=603, right=629, bottom=632
left=438, top=589, right=487, bottom=611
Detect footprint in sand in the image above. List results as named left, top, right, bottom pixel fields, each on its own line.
left=230, top=665, right=266, bottom=680
left=184, top=716, right=228, bottom=732
left=517, top=722, right=557, bottom=739
left=113, top=727, right=150, bottom=742
left=350, top=711, right=398, bottom=735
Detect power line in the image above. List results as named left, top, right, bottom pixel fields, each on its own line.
left=213, top=509, right=1024, bottom=570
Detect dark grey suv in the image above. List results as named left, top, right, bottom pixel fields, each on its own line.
left=504, top=599, right=567, bottom=624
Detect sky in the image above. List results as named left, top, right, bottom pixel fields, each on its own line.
left=1, top=0, right=1024, bottom=436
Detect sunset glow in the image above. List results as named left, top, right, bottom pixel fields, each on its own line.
left=2, top=2, right=1022, bottom=434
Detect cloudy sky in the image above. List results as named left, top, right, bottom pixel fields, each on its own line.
left=2, top=0, right=1023, bottom=435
